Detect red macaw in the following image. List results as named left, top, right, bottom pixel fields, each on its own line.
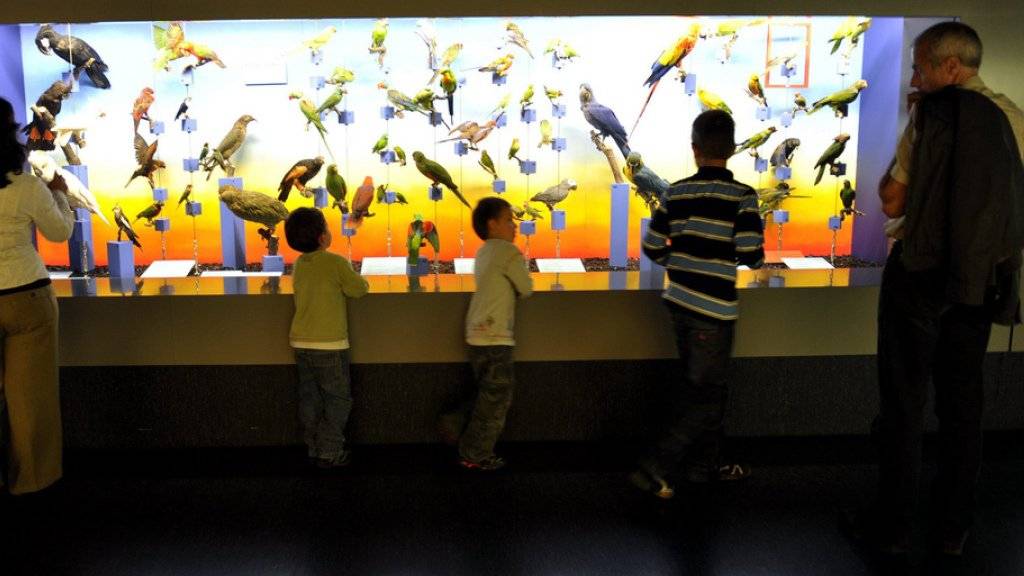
left=631, top=23, right=701, bottom=138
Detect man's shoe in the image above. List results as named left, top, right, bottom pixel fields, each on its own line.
left=459, top=455, right=506, bottom=471
left=628, top=468, right=675, bottom=500
left=315, top=450, right=352, bottom=469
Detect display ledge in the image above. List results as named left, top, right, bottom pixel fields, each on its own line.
left=49, top=267, right=886, bottom=298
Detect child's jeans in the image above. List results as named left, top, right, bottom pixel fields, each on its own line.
left=458, top=345, right=516, bottom=463
left=293, top=348, right=353, bottom=462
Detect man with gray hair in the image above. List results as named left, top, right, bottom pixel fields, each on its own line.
left=861, top=21, right=1024, bottom=564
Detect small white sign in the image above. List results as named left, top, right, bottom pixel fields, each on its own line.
left=360, top=257, right=408, bottom=276
left=141, top=260, right=196, bottom=278
left=781, top=257, right=834, bottom=270
left=48, top=271, right=73, bottom=279
left=200, top=270, right=283, bottom=277
left=453, top=258, right=476, bottom=275
left=737, top=265, right=751, bottom=271
left=535, top=258, right=587, bottom=273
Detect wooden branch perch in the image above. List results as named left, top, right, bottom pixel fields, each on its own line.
left=590, top=130, right=624, bottom=184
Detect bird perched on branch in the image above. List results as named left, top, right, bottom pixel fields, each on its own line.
left=23, top=80, right=72, bottom=151
left=623, top=152, right=669, bottom=213
left=113, top=204, right=142, bottom=249
left=277, top=157, right=325, bottom=202
left=35, top=24, right=111, bottom=89
left=579, top=83, right=630, bottom=158
left=202, top=114, right=256, bottom=180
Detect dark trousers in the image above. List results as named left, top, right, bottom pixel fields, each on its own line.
left=876, top=243, right=992, bottom=539
left=644, top=305, right=735, bottom=479
left=452, top=345, right=516, bottom=463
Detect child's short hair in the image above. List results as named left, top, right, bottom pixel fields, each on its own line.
left=285, top=207, right=327, bottom=253
left=691, top=110, right=736, bottom=161
left=471, top=196, right=512, bottom=240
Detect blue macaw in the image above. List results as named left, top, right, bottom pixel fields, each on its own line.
left=579, top=83, right=630, bottom=158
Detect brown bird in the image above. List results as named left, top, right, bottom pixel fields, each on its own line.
left=23, top=80, right=72, bottom=151
left=134, top=201, right=164, bottom=226
left=125, top=132, right=166, bottom=189
left=203, top=114, right=256, bottom=181
left=277, top=156, right=325, bottom=202
left=177, top=184, right=193, bottom=209
left=132, top=87, right=155, bottom=131
left=218, top=183, right=290, bottom=249
left=345, top=176, right=376, bottom=229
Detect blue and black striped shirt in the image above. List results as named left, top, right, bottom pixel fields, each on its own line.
left=642, top=166, right=765, bottom=321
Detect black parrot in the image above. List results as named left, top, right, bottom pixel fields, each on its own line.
left=34, top=24, right=111, bottom=89
left=22, top=80, right=72, bottom=151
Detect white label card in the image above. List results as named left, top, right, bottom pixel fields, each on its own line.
left=141, top=260, right=196, bottom=278
left=360, top=257, right=408, bottom=276
left=781, top=257, right=834, bottom=270
left=453, top=258, right=476, bottom=275
left=535, top=258, right=587, bottom=273
left=200, top=270, right=283, bottom=277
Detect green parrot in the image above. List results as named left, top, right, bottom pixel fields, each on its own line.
left=378, top=82, right=430, bottom=119
left=412, top=151, right=470, bottom=208
left=326, top=66, right=355, bottom=87
left=810, top=80, right=868, bottom=116
left=839, top=180, right=864, bottom=221
left=303, top=26, right=337, bottom=54
left=544, top=85, right=563, bottom=104
left=490, top=93, right=510, bottom=120
left=372, top=133, right=389, bottom=154
left=325, top=163, right=348, bottom=213
left=288, top=91, right=333, bottom=158
left=508, top=137, right=521, bottom=162
left=698, top=89, right=732, bottom=115
left=478, top=149, right=498, bottom=180
left=756, top=182, right=810, bottom=216
left=734, top=126, right=777, bottom=157
left=814, top=133, right=851, bottom=185
left=406, top=214, right=440, bottom=265
left=316, top=87, right=346, bottom=120
left=369, top=18, right=388, bottom=67
left=538, top=119, right=553, bottom=148
left=439, top=68, right=457, bottom=120
left=394, top=146, right=407, bottom=166
left=395, top=192, right=409, bottom=205
left=134, top=201, right=164, bottom=226
left=429, top=43, right=463, bottom=83
left=829, top=17, right=872, bottom=55
left=414, top=87, right=440, bottom=114
left=198, top=142, right=209, bottom=163
left=520, top=84, right=535, bottom=108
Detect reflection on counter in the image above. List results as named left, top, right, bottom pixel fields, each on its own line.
left=50, top=267, right=884, bottom=298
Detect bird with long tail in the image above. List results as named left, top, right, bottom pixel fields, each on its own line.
left=631, top=23, right=701, bottom=138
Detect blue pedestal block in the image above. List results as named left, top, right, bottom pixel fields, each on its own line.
left=186, top=201, right=202, bottom=217
left=552, top=104, right=566, bottom=118
left=520, top=220, right=536, bottom=236
left=69, top=209, right=95, bottom=274
left=311, top=49, right=323, bottom=65
left=339, top=110, right=355, bottom=125
left=781, top=111, right=793, bottom=128
left=154, top=217, right=171, bottom=232
left=755, top=157, right=768, bottom=173
left=220, top=177, right=243, bottom=189
left=379, top=150, right=397, bottom=164
left=183, top=158, right=200, bottom=172
left=107, top=240, right=135, bottom=278
left=775, top=166, right=792, bottom=181
left=380, top=106, right=395, bottom=120
left=153, top=187, right=168, bottom=202
left=769, top=275, right=786, bottom=288
left=773, top=209, right=790, bottom=224
left=407, top=256, right=429, bottom=276
left=520, top=108, right=536, bottom=123
left=384, top=191, right=397, bottom=204
left=181, top=66, right=194, bottom=85
left=64, top=164, right=89, bottom=187
left=181, top=118, right=198, bottom=133
left=781, top=64, right=796, bottom=78
left=519, top=160, right=536, bottom=175
left=429, top=111, right=444, bottom=126
left=830, top=162, right=847, bottom=177
left=491, top=73, right=506, bottom=85
left=109, top=275, right=137, bottom=294
left=219, top=198, right=246, bottom=270
left=552, top=137, right=567, bottom=152
left=609, top=270, right=627, bottom=290
left=757, top=106, right=771, bottom=121
left=493, top=179, right=506, bottom=193
left=223, top=277, right=248, bottom=295
left=454, top=141, right=469, bottom=156
left=429, top=186, right=443, bottom=201
left=149, top=121, right=165, bottom=135
left=262, top=255, right=284, bottom=272
left=551, top=210, right=566, bottom=231
left=684, top=74, right=698, bottom=96
left=829, top=216, right=843, bottom=231
left=310, top=75, right=325, bottom=90
left=495, top=113, right=507, bottom=128
left=639, top=217, right=666, bottom=288
left=341, top=214, right=357, bottom=237
left=71, top=277, right=97, bottom=297
left=313, top=187, right=328, bottom=208
left=609, top=183, right=630, bottom=268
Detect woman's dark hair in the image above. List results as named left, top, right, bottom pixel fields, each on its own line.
left=472, top=196, right=512, bottom=240
left=285, top=207, right=328, bottom=253
left=1, top=97, right=27, bottom=189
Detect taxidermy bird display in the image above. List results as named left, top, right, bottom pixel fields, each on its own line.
left=277, top=157, right=325, bottom=202
left=35, top=24, right=111, bottom=89
left=218, top=183, right=290, bottom=254
left=530, top=178, right=577, bottom=211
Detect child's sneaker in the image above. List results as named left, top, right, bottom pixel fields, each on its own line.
left=459, top=455, right=506, bottom=471
left=315, top=450, right=352, bottom=469
left=628, top=468, right=675, bottom=500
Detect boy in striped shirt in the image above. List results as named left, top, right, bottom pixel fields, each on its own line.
left=630, top=110, right=765, bottom=499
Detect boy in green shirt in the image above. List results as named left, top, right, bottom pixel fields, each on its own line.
left=284, top=207, right=369, bottom=468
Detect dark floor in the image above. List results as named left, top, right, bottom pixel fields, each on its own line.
left=2, top=435, right=1022, bottom=576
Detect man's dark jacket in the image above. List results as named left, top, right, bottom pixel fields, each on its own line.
left=901, top=85, right=1024, bottom=324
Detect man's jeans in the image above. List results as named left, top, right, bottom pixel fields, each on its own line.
left=458, top=345, right=516, bottom=463
left=876, top=242, right=992, bottom=539
left=294, top=348, right=353, bottom=462
left=644, top=305, right=735, bottom=479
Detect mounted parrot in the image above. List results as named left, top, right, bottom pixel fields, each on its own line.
left=746, top=73, right=767, bottom=108
left=530, top=179, right=577, bottom=212
left=407, top=214, right=440, bottom=265
left=178, top=40, right=225, bottom=68
left=414, top=88, right=451, bottom=127
left=544, top=86, right=563, bottom=105
left=508, top=138, right=522, bottom=164
left=372, top=133, right=389, bottom=154
left=377, top=82, right=431, bottom=120
left=631, top=23, right=701, bottom=138
left=412, top=151, right=471, bottom=208
left=326, top=66, right=356, bottom=87
left=134, top=201, right=164, bottom=226
left=218, top=183, right=290, bottom=254
left=512, top=201, right=545, bottom=221
left=439, top=68, right=458, bottom=121
left=303, top=26, right=337, bottom=55
left=375, top=184, right=409, bottom=205
left=697, top=89, right=732, bottom=115
left=467, top=120, right=497, bottom=149
left=757, top=182, right=810, bottom=216
left=809, top=80, right=868, bottom=117
left=813, top=133, right=851, bottom=185
left=623, top=151, right=669, bottom=213
left=829, top=17, right=872, bottom=56
left=202, top=114, right=255, bottom=181
left=316, top=87, right=347, bottom=121
left=277, top=156, right=325, bottom=202
left=28, top=151, right=109, bottom=225
left=520, top=84, right=535, bottom=109
left=490, top=93, right=511, bottom=121
left=430, top=43, right=463, bottom=83
left=23, top=80, right=72, bottom=151
left=839, top=180, right=864, bottom=221
left=537, top=119, right=553, bottom=148
left=544, top=38, right=580, bottom=68
left=505, top=22, right=534, bottom=58
left=35, top=24, right=111, bottom=89
left=478, top=149, right=499, bottom=180
left=394, top=146, right=407, bottom=166
left=734, top=126, right=777, bottom=158
left=177, top=184, right=193, bottom=209
left=152, top=22, right=186, bottom=71
left=792, top=93, right=809, bottom=115
left=770, top=138, right=801, bottom=168
left=325, top=164, right=348, bottom=213
left=477, top=53, right=515, bottom=77
left=346, top=176, right=376, bottom=229
left=288, top=91, right=333, bottom=158
left=579, top=83, right=630, bottom=157
left=369, top=18, right=388, bottom=68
